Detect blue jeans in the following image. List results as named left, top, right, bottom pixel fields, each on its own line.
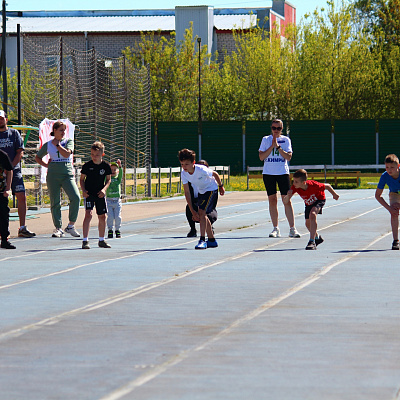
left=106, top=198, right=122, bottom=230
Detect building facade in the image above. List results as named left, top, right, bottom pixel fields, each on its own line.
left=2, top=1, right=295, bottom=71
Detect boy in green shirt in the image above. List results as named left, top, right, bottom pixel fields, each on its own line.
left=106, top=159, right=123, bottom=238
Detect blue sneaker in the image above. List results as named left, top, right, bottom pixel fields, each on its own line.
left=206, top=240, right=218, bottom=248
left=195, top=240, right=207, bottom=249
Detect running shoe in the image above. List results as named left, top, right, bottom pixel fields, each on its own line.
left=52, top=228, right=65, bottom=238
left=82, top=240, right=90, bottom=249
left=115, top=230, right=121, bottom=238
left=64, top=225, right=80, bottom=237
left=206, top=240, right=218, bottom=248
left=305, top=240, right=317, bottom=250
left=108, top=230, right=113, bottom=239
left=289, top=227, right=301, bottom=238
left=315, top=235, right=324, bottom=246
left=187, top=229, right=197, bottom=237
left=392, top=240, right=400, bottom=250
left=18, top=226, right=36, bottom=238
left=1, top=241, right=16, bottom=249
left=98, top=240, right=111, bottom=248
left=269, top=227, right=281, bottom=238
left=195, top=240, right=207, bottom=249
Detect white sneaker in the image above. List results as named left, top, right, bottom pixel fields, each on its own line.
left=289, top=227, right=301, bottom=238
left=65, top=225, right=80, bottom=237
left=269, top=227, right=281, bottom=238
left=52, top=228, right=65, bottom=238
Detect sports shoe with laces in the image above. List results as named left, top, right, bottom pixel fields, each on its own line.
left=98, top=240, right=111, bottom=248
left=195, top=240, right=207, bottom=249
left=392, top=240, right=400, bottom=250
left=289, top=227, right=301, bottom=238
left=1, top=241, right=16, bottom=249
left=82, top=240, right=90, bottom=249
left=52, top=228, right=65, bottom=238
left=18, top=226, right=36, bottom=238
left=269, top=227, right=281, bottom=238
left=108, top=230, right=113, bottom=239
left=64, top=225, right=80, bottom=237
left=187, top=229, right=197, bottom=237
left=115, top=230, right=121, bottom=238
left=315, top=235, right=324, bottom=246
left=206, top=240, right=218, bottom=248
left=305, top=240, right=317, bottom=250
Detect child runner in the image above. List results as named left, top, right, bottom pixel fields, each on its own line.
left=283, top=169, right=339, bottom=250
left=185, top=160, right=218, bottom=237
left=80, top=141, right=112, bottom=249
left=375, top=154, right=400, bottom=250
left=178, top=149, right=225, bottom=249
left=0, top=148, right=15, bottom=249
left=107, top=159, right=123, bottom=239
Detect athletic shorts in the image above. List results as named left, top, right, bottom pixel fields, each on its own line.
left=11, top=168, right=25, bottom=194
left=304, top=199, right=326, bottom=219
left=198, top=190, right=218, bottom=214
left=84, top=195, right=107, bottom=215
left=389, top=192, right=400, bottom=206
left=262, top=174, right=290, bottom=196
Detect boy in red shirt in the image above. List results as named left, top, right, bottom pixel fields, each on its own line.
left=283, top=169, right=339, bottom=250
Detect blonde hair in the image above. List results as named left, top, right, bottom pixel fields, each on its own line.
left=385, top=154, right=399, bottom=164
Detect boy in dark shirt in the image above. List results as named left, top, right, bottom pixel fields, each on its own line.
left=0, top=148, right=15, bottom=249
left=80, top=141, right=112, bottom=249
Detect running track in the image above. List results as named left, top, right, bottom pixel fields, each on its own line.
left=1, top=189, right=399, bottom=400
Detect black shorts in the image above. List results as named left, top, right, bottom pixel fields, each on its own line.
left=84, top=195, right=107, bottom=215
left=198, top=190, right=218, bottom=214
left=304, top=199, right=326, bottom=219
left=263, top=174, right=290, bottom=196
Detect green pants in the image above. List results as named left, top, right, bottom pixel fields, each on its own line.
left=46, top=163, right=81, bottom=229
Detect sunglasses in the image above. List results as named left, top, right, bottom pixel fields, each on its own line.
left=271, top=126, right=282, bottom=131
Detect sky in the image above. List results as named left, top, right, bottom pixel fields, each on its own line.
left=6, top=0, right=326, bottom=24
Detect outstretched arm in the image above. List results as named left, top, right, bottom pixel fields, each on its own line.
left=325, top=184, right=339, bottom=200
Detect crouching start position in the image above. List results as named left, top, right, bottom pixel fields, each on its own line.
left=178, top=148, right=225, bottom=250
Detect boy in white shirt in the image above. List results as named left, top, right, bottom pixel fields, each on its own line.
left=179, top=148, right=225, bottom=249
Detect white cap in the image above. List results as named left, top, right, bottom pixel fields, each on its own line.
left=0, top=110, right=5, bottom=118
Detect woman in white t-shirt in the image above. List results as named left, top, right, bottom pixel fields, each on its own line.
left=35, top=121, right=81, bottom=238
left=258, top=119, right=300, bottom=239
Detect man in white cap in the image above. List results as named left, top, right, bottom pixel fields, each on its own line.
left=0, top=110, right=36, bottom=238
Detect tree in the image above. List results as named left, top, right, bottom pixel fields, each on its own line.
left=353, top=0, right=400, bottom=46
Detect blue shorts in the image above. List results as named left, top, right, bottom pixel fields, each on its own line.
left=198, top=190, right=218, bottom=214
left=84, top=195, right=107, bottom=215
left=11, top=168, right=25, bottom=194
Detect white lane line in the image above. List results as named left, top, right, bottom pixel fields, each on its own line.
left=0, top=200, right=380, bottom=292
left=0, top=236, right=294, bottom=342
left=0, top=205, right=382, bottom=343
left=98, top=229, right=391, bottom=400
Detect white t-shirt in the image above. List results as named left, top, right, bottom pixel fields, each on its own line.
left=48, top=139, right=72, bottom=163
left=258, top=135, right=292, bottom=175
left=181, top=164, right=218, bottom=194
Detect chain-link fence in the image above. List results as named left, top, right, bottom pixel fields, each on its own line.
left=6, top=35, right=151, bottom=205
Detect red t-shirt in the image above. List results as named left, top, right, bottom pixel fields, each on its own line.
left=291, top=180, right=326, bottom=206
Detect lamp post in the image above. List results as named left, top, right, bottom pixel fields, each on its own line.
left=197, top=37, right=202, bottom=160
